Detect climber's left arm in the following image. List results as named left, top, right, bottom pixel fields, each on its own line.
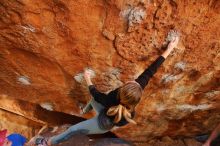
left=84, top=70, right=107, bottom=102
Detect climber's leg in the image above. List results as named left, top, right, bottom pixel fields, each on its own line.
left=32, top=99, right=106, bottom=146
left=50, top=116, right=108, bottom=145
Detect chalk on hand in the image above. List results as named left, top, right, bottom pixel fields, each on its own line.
left=74, top=68, right=96, bottom=83
left=165, top=30, right=183, bottom=55
left=166, top=29, right=180, bottom=42
left=84, top=67, right=96, bottom=78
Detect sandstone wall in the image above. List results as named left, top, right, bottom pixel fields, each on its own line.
left=0, top=0, right=220, bottom=142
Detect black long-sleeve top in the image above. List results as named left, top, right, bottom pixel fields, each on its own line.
left=89, top=56, right=165, bottom=126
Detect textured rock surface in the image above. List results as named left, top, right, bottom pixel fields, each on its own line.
left=0, top=108, right=41, bottom=139
left=0, top=0, right=220, bottom=144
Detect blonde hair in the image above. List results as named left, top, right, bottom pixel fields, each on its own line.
left=107, top=82, right=142, bottom=124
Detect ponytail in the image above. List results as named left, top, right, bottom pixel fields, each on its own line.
left=106, top=104, right=137, bottom=124
left=106, top=81, right=142, bottom=125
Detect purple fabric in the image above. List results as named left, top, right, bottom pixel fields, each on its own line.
left=0, top=130, right=7, bottom=146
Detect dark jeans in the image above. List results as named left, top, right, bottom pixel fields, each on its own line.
left=50, top=98, right=108, bottom=145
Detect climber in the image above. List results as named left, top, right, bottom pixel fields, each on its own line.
left=29, top=30, right=180, bottom=146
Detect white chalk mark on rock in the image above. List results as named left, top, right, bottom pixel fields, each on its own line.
left=120, top=7, right=146, bottom=26
left=105, top=67, right=123, bottom=92
left=205, top=90, right=220, bottom=98
left=17, top=76, right=31, bottom=85
left=21, top=24, right=36, bottom=33
left=175, top=61, right=186, bottom=70
left=120, top=7, right=132, bottom=19
left=176, top=104, right=211, bottom=112
left=40, top=102, right=54, bottom=111
left=74, top=73, right=84, bottom=83
left=161, top=74, right=183, bottom=83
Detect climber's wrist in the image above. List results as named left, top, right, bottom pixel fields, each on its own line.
left=167, top=45, right=174, bottom=51
left=162, top=47, right=172, bottom=58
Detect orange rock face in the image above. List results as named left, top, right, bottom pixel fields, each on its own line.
left=0, top=0, right=220, bottom=143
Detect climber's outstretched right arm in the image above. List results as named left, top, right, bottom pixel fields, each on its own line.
left=135, top=32, right=179, bottom=89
